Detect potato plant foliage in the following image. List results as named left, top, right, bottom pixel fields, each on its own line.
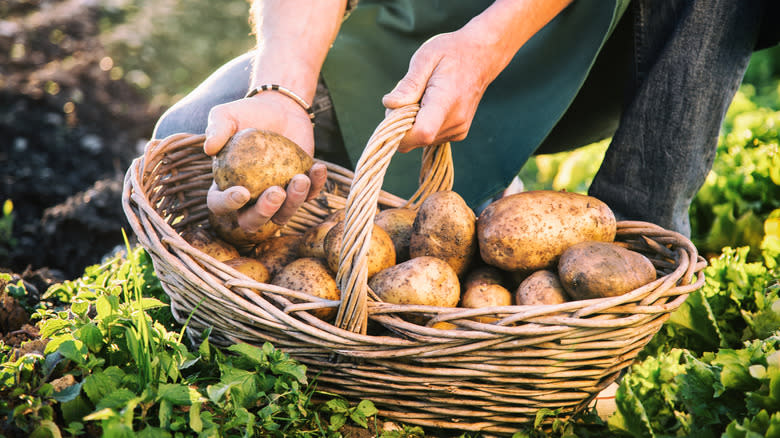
left=1, top=245, right=378, bottom=437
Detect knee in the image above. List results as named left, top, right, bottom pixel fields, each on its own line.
left=152, top=101, right=210, bottom=140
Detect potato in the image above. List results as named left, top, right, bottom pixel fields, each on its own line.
left=558, top=241, right=657, bottom=300
left=369, top=256, right=460, bottom=308
left=324, top=221, right=396, bottom=279
left=223, top=257, right=270, bottom=283
left=461, top=283, right=512, bottom=323
left=271, top=258, right=340, bottom=320
left=515, top=270, right=569, bottom=305
left=431, top=321, right=458, bottom=330
left=254, top=235, right=302, bottom=278
left=180, top=227, right=239, bottom=261
left=374, top=207, right=417, bottom=263
left=463, top=265, right=507, bottom=290
left=299, top=221, right=338, bottom=259
left=208, top=210, right=280, bottom=251
left=298, top=209, right=345, bottom=259
left=212, top=128, right=314, bottom=202
left=477, top=190, right=616, bottom=272
left=409, top=191, right=477, bottom=277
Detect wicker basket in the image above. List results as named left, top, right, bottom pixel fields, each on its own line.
left=122, top=104, right=706, bottom=434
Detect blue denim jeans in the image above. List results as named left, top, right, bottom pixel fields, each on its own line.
left=153, top=0, right=766, bottom=237
left=587, top=0, right=764, bottom=236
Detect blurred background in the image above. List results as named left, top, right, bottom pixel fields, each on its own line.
left=1, top=0, right=779, bottom=281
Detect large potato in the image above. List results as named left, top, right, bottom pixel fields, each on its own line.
left=369, top=256, right=460, bottom=308
left=409, top=191, right=477, bottom=277
left=477, top=190, right=616, bottom=271
left=180, top=227, right=239, bottom=261
left=254, top=234, right=302, bottom=278
left=558, top=241, right=657, bottom=300
left=324, top=221, right=395, bottom=279
left=212, top=128, right=314, bottom=202
left=515, top=270, right=569, bottom=305
left=223, top=257, right=270, bottom=283
left=374, top=207, right=417, bottom=263
left=208, top=210, right=280, bottom=251
left=272, top=258, right=340, bottom=320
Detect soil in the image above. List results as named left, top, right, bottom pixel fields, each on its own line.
left=1, top=0, right=164, bottom=283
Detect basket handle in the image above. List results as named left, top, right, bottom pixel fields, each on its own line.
left=333, top=104, right=454, bottom=334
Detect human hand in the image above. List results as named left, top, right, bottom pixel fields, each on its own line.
left=381, top=28, right=507, bottom=152
left=204, top=92, right=327, bottom=231
left=382, top=0, right=572, bottom=152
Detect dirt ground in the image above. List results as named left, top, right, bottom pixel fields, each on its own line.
left=1, top=0, right=164, bottom=281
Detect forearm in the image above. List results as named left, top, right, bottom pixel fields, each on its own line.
left=463, top=0, right=574, bottom=80
left=249, top=0, right=348, bottom=102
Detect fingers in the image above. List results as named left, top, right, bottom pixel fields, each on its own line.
left=207, top=182, right=250, bottom=215
left=398, top=82, right=451, bottom=152
left=204, top=105, right=237, bottom=156
left=306, top=163, right=328, bottom=201
left=382, top=48, right=442, bottom=109
left=236, top=186, right=287, bottom=231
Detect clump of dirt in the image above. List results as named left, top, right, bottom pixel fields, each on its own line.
left=0, top=0, right=164, bottom=278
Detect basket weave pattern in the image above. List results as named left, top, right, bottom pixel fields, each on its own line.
left=122, top=105, right=706, bottom=434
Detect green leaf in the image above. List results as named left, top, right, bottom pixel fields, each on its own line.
left=95, top=295, right=113, bottom=320
left=667, top=289, right=722, bottom=349
left=39, top=319, right=71, bottom=339
left=270, top=358, right=308, bottom=385
left=325, top=398, right=350, bottom=413
left=137, top=427, right=172, bottom=438
left=82, top=367, right=125, bottom=404
left=158, top=398, right=172, bottom=429
left=101, top=421, right=135, bottom=438
left=228, top=342, right=267, bottom=366
left=68, top=300, right=89, bottom=318
left=712, top=349, right=761, bottom=392
left=30, top=419, right=62, bottom=438
left=58, top=339, right=88, bottom=365
left=60, top=395, right=92, bottom=425
left=158, top=383, right=192, bottom=405
left=135, top=297, right=167, bottom=310
left=76, top=323, right=104, bottom=353
left=354, top=399, right=378, bottom=418
left=608, top=382, right=655, bottom=437
left=189, top=402, right=203, bottom=433
left=350, top=400, right=377, bottom=428
left=95, top=388, right=137, bottom=410
left=329, top=413, right=347, bottom=431
left=83, top=408, right=118, bottom=421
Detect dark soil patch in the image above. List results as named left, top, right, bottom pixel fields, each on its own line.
left=1, top=0, right=164, bottom=279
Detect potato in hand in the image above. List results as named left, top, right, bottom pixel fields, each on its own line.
left=212, top=128, right=314, bottom=202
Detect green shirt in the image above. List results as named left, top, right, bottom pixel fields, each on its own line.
left=322, top=0, right=629, bottom=207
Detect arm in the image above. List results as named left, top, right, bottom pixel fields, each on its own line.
left=383, top=0, right=574, bottom=151
left=205, top=0, right=347, bottom=230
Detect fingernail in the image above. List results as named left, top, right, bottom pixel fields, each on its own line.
left=269, top=190, right=285, bottom=204
left=293, top=178, right=308, bottom=192
left=229, top=191, right=245, bottom=204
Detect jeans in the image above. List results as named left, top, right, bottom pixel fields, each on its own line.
left=153, top=0, right=765, bottom=237
left=587, top=0, right=763, bottom=236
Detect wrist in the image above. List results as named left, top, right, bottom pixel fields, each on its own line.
left=245, top=84, right=315, bottom=124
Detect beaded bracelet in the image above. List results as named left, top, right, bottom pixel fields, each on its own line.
left=245, top=84, right=316, bottom=124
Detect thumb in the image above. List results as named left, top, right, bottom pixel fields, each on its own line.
left=203, top=105, right=237, bottom=156
left=382, top=50, right=441, bottom=109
